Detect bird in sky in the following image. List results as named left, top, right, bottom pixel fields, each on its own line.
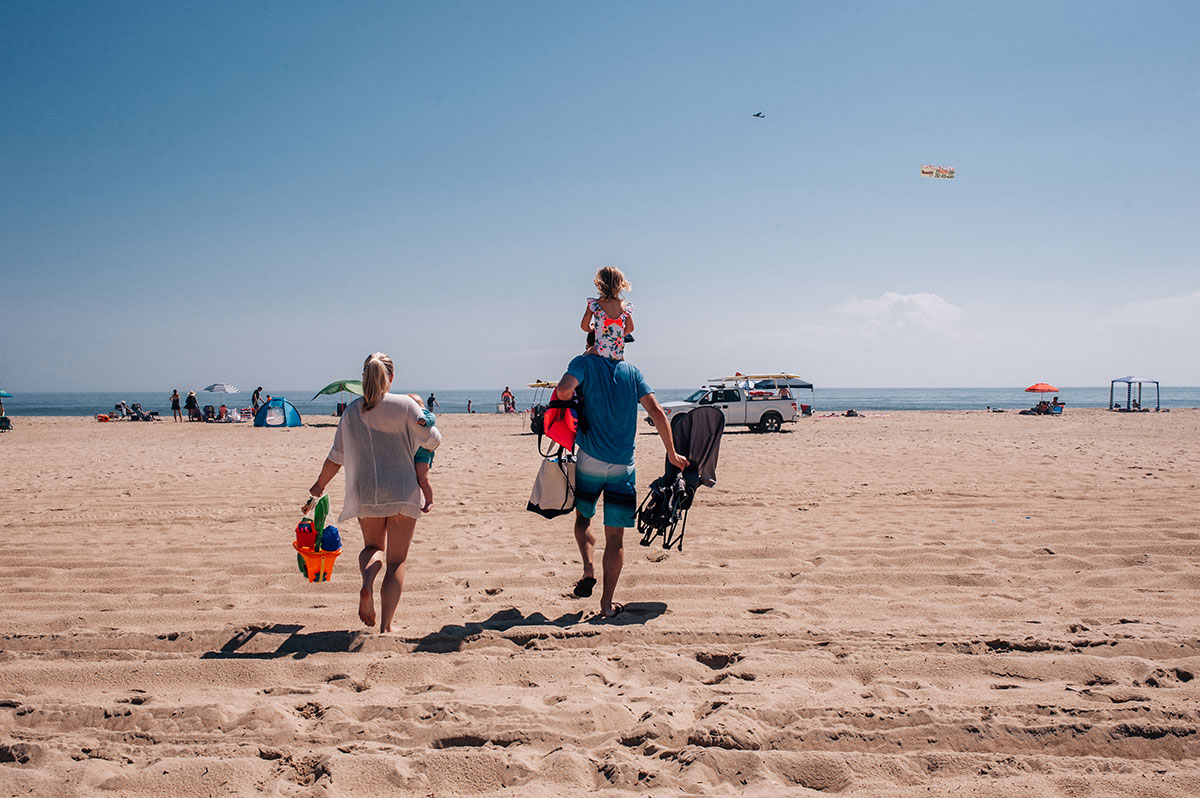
left=752, top=112, right=765, bottom=118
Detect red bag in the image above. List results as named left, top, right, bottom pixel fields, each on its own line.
left=543, top=402, right=578, bottom=450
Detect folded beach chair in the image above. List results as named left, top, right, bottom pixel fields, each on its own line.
left=637, top=406, right=724, bottom=551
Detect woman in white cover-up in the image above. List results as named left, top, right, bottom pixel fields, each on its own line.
left=307, top=353, right=441, bottom=633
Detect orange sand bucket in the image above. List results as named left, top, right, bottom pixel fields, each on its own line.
left=293, top=542, right=342, bottom=583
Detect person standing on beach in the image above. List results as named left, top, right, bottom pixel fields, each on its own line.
left=554, top=354, right=686, bottom=618
left=170, top=389, right=182, bottom=422
left=427, top=393, right=438, bottom=409
left=184, top=390, right=199, bottom=421
left=251, top=387, right=263, bottom=414
left=306, top=353, right=441, bottom=633
left=467, top=399, right=472, bottom=414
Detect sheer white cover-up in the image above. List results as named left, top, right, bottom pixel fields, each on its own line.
left=328, top=393, right=442, bottom=521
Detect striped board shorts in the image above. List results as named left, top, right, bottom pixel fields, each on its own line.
left=574, top=449, right=638, bottom=528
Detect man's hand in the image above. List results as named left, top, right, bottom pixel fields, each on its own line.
left=668, top=452, right=689, bottom=471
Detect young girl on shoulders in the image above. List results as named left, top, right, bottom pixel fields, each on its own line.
left=581, top=266, right=634, bottom=361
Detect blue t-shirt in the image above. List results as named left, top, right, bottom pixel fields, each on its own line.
left=566, top=354, right=653, bottom=466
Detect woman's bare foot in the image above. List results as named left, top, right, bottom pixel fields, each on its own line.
left=358, top=588, right=376, bottom=627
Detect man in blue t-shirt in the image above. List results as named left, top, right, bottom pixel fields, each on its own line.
left=555, top=354, right=688, bottom=618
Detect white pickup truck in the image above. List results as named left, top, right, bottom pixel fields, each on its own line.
left=648, top=373, right=813, bottom=433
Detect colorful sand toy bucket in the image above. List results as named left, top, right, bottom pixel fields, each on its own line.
left=293, top=495, right=341, bottom=581
left=293, top=541, right=342, bottom=582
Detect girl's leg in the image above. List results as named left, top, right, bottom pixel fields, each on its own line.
left=357, top=517, right=387, bottom=627
left=378, top=513, right=417, bottom=633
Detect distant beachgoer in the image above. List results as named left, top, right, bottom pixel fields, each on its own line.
left=170, top=389, right=182, bottom=422
left=466, top=399, right=472, bottom=413
left=307, top=353, right=441, bottom=634
left=779, top=385, right=792, bottom=399
left=251, top=387, right=263, bottom=414
left=501, top=386, right=515, bottom=413
left=184, top=391, right=200, bottom=421
left=581, top=266, right=634, bottom=361
left=218, top=404, right=228, bottom=421
left=427, top=393, right=438, bottom=408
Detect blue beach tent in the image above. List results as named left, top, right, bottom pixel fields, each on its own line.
left=254, top=397, right=302, bottom=427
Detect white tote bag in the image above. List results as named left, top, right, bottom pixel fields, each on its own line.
left=527, top=452, right=576, bottom=518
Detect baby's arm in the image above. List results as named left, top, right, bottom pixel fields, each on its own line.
left=623, top=308, right=635, bottom=335
left=415, top=460, right=433, bottom=513
left=580, top=304, right=594, bottom=333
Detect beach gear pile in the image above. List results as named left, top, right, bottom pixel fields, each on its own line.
left=294, top=495, right=343, bottom=582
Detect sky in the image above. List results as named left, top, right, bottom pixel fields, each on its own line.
left=2, top=1, right=1197, bottom=391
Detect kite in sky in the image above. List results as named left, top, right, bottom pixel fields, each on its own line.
left=921, top=164, right=955, bottom=179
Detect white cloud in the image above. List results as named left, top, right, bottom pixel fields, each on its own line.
left=837, top=291, right=964, bottom=333
left=1113, top=290, right=1200, bottom=329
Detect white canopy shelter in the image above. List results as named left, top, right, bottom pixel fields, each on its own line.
left=1110, top=376, right=1159, bottom=412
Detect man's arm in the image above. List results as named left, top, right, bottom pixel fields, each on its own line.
left=640, top=393, right=688, bottom=470
left=555, top=374, right=579, bottom=402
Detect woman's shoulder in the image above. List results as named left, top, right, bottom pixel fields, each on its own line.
left=375, top=393, right=419, bottom=415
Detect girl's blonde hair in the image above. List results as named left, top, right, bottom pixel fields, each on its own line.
left=594, top=266, right=630, bottom=300
left=362, top=352, right=394, bottom=411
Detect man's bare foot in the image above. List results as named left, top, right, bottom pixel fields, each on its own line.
left=358, top=588, right=376, bottom=627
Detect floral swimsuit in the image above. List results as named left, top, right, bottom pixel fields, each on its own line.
left=588, top=297, right=632, bottom=360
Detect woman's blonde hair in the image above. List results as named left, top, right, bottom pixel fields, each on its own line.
left=362, top=352, right=394, bottom=411
left=594, top=266, right=630, bottom=300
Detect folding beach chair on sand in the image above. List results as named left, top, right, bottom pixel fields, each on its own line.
left=638, top=406, right=724, bottom=551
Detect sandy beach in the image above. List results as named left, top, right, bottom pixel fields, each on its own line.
left=2, top=408, right=1199, bottom=796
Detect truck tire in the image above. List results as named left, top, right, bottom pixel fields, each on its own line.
left=760, top=412, right=783, bottom=433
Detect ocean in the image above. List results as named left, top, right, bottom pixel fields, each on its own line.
left=4, top=386, right=1197, bottom=418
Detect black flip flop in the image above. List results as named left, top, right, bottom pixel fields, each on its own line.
left=573, top=576, right=596, bottom=598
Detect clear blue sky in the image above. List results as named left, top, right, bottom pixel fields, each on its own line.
left=3, top=1, right=1197, bottom=391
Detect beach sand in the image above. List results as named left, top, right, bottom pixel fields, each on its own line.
left=2, top=409, right=1199, bottom=796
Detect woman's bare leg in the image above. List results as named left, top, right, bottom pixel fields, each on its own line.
left=358, top=517, right=387, bottom=627
left=378, top=513, right=417, bottom=633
